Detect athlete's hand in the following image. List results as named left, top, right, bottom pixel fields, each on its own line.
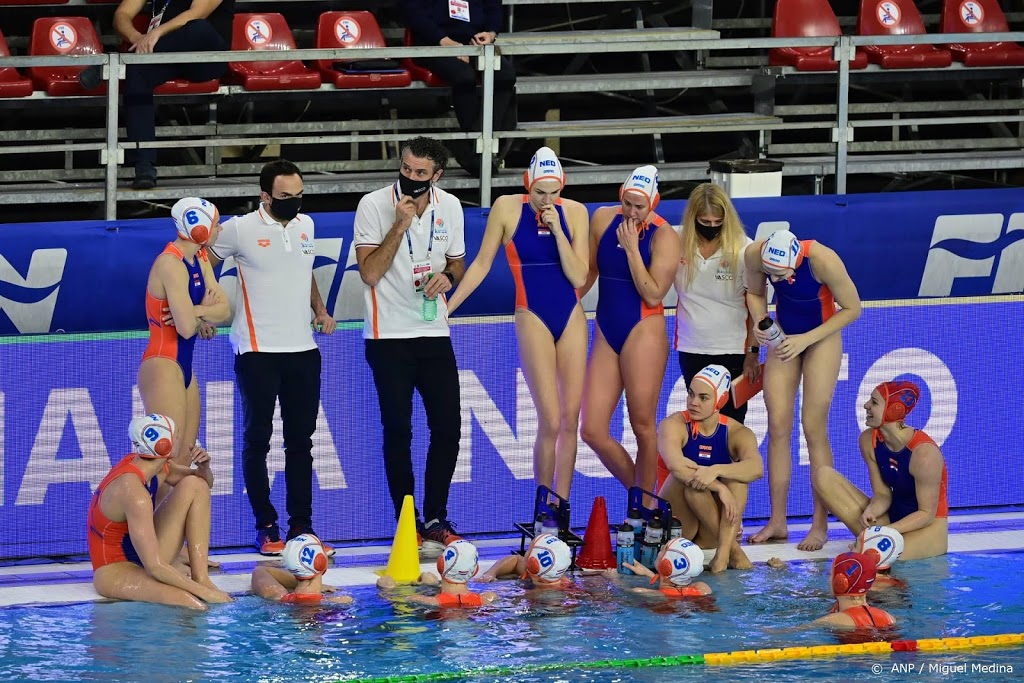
left=197, top=320, right=217, bottom=340
left=203, top=587, right=233, bottom=604
left=539, top=205, right=563, bottom=236
left=313, top=311, right=336, bottom=335
left=775, top=333, right=810, bottom=363
left=624, top=560, right=654, bottom=578
left=860, top=507, right=880, bottom=529
left=188, top=445, right=210, bottom=466
left=717, top=486, right=738, bottom=523
left=616, top=218, right=641, bottom=255
left=162, top=306, right=175, bottom=327
left=687, top=465, right=719, bottom=491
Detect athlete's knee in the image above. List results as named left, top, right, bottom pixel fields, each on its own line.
left=811, top=465, right=839, bottom=491
left=580, top=421, right=609, bottom=448
left=175, top=474, right=210, bottom=501
left=537, top=408, right=561, bottom=439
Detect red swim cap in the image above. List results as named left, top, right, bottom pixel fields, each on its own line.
left=831, top=551, right=878, bottom=596
left=875, top=381, right=920, bottom=424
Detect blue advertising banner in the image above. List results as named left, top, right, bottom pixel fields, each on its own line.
left=1, top=188, right=1022, bottom=335
left=0, top=298, right=1021, bottom=559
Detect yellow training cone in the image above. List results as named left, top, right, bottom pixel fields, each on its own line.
left=378, top=495, right=421, bottom=583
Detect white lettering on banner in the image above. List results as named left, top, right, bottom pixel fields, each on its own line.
left=857, top=348, right=956, bottom=447
left=457, top=370, right=612, bottom=480
left=919, top=213, right=1024, bottom=296
left=334, top=237, right=365, bottom=323
left=0, top=248, right=68, bottom=334
left=264, top=401, right=347, bottom=491
left=15, top=389, right=111, bottom=505
left=0, top=391, right=4, bottom=507
left=205, top=381, right=235, bottom=495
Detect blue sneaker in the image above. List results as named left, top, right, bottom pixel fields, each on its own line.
left=256, top=525, right=285, bottom=556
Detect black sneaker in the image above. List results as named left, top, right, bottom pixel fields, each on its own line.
left=131, top=161, right=157, bottom=190
left=421, top=518, right=462, bottom=558
left=256, top=525, right=285, bottom=556
left=78, top=65, right=103, bottom=91
left=287, top=525, right=336, bottom=557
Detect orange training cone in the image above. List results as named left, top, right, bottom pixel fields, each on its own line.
left=378, top=495, right=422, bottom=583
left=577, top=496, right=617, bottom=570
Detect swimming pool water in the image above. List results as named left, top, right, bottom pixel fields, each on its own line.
left=0, top=553, right=1021, bottom=683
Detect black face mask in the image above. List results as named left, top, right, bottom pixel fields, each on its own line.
left=398, top=173, right=431, bottom=199
left=270, top=196, right=302, bottom=222
left=695, top=220, right=722, bottom=241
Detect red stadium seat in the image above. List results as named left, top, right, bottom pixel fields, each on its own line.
left=770, top=0, right=869, bottom=71
left=857, top=0, right=952, bottom=68
left=402, top=29, right=447, bottom=86
left=125, top=14, right=220, bottom=94
left=315, top=11, right=411, bottom=88
left=0, top=29, right=33, bottom=97
left=28, top=17, right=107, bottom=96
left=227, top=13, right=321, bottom=91
left=940, top=0, right=1024, bottom=67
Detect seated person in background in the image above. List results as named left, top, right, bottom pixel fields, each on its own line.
left=813, top=380, right=948, bottom=560
left=398, top=0, right=517, bottom=175
left=810, top=552, right=896, bottom=631
left=856, top=526, right=906, bottom=591
left=657, top=365, right=763, bottom=572
left=377, top=540, right=498, bottom=607
left=83, top=0, right=236, bottom=189
left=613, top=538, right=713, bottom=599
left=479, top=533, right=573, bottom=591
left=89, top=414, right=231, bottom=610
left=252, top=535, right=352, bottom=605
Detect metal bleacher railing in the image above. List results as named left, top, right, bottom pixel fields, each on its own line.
left=1, top=27, right=1023, bottom=218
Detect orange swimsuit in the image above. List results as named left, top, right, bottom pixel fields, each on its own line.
left=840, top=604, right=896, bottom=628
left=142, top=244, right=208, bottom=388
left=436, top=592, right=484, bottom=607
left=659, top=585, right=705, bottom=598
left=87, top=456, right=149, bottom=570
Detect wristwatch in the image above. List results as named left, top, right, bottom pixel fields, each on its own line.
left=747, top=346, right=760, bottom=354
left=441, top=271, right=456, bottom=286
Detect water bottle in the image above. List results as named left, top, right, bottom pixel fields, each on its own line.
left=668, top=517, right=683, bottom=542
left=640, top=517, right=664, bottom=571
left=616, top=523, right=635, bottom=575
left=626, top=508, right=644, bottom=546
left=421, top=273, right=438, bottom=322
left=758, top=316, right=786, bottom=350
left=533, top=511, right=546, bottom=537
left=540, top=513, right=560, bottom=538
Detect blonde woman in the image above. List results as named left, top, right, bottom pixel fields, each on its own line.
left=674, top=183, right=759, bottom=423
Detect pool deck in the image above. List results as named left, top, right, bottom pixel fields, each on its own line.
left=3, top=511, right=1023, bottom=607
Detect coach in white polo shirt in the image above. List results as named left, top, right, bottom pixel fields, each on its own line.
left=209, top=159, right=337, bottom=556
left=354, top=136, right=466, bottom=557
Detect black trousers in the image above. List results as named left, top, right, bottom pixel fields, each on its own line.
left=412, top=55, right=518, bottom=132
left=234, top=349, right=322, bottom=530
left=365, top=337, right=461, bottom=524
left=124, top=19, right=228, bottom=166
left=678, top=351, right=750, bottom=424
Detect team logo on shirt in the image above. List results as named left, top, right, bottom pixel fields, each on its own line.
left=698, top=444, right=713, bottom=460
left=714, top=266, right=734, bottom=281
left=257, top=239, right=271, bottom=248
left=888, top=457, right=899, bottom=472
left=192, top=272, right=202, bottom=288
left=434, top=219, right=449, bottom=242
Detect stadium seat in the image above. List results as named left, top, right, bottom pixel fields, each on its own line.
left=770, top=0, right=868, bottom=71
left=124, top=14, right=220, bottom=94
left=402, top=29, right=447, bottom=86
left=940, top=0, right=1024, bottom=67
left=857, top=0, right=952, bottom=68
left=28, top=17, right=106, bottom=96
left=227, top=13, right=321, bottom=91
left=0, top=29, right=33, bottom=97
left=315, top=11, right=411, bottom=88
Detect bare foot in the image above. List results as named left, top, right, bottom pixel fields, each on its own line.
left=199, top=578, right=233, bottom=603
left=178, top=547, right=221, bottom=571
left=709, top=551, right=728, bottom=574
left=797, top=529, right=828, bottom=551
left=747, top=522, right=788, bottom=544
left=766, top=557, right=786, bottom=569
left=729, top=543, right=753, bottom=570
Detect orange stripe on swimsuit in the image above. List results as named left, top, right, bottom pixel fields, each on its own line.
left=87, top=455, right=147, bottom=570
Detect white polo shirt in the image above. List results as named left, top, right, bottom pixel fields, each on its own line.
left=674, top=236, right=753, bottom=354
left=354, top=183, right=466, bottom=340
left=211, top=206, right=317, bottom=355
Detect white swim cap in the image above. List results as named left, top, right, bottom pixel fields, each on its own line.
left=693, top=364, right=732, bottom=411
left=656, top=538, right=705, bottom=587
left=525, top=533, right=572, bottom=583
left=128, top=414, right=175, bottom=459
left=620, top=165, right=659, bottom=208
left=171, top=197, right=220, bottom=245
left=437, top=539, right=479, bottom=584
left=283, top=534, right=329, bottom=580
left=523, top=147, right=565, bottom=191
left=857, top=526, right=905, bottom=571
left=760, top=230, right=801, bottom=275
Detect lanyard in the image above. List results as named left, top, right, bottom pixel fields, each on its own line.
left=395, top=184, right=435, bottom=261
